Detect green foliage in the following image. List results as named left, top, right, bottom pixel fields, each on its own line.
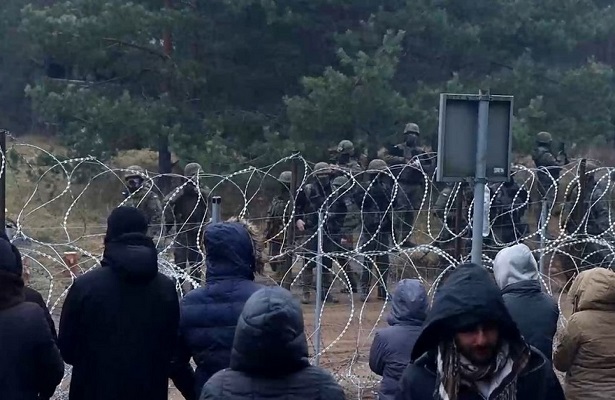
left=1, top=0, right=615, bottom=171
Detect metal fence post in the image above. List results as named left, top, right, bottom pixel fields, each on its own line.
left=211, top=196, right=222, bottom=223
left=470, top=93, right=490, bottom=265
left=539, top=200, right=548, bottom=276
left=314, top=208, right=324, bottom=366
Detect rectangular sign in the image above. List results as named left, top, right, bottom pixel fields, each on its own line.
left=436, top=93, right=513, bottom=182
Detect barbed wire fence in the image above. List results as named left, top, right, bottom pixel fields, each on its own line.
left=3, top=132, right=614, bottom=399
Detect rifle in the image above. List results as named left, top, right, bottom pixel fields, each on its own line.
left=557, top=142, right=569, bottom=164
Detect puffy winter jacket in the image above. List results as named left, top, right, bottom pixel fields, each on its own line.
left=369, top=279, right=426, bottom=400
left=554, top=268, right=615, bottom=400
left=200, top=286, right=346, bottom=400
left=178, top=222, right=263, bottom=396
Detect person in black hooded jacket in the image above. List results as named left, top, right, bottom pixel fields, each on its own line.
left=200, top=286, right=346, bottom=400
left=0, top=233, right=64, bottom=400
left=395, top=263, right=554, bottom=400
left=58, top=206, right=194, bottom=400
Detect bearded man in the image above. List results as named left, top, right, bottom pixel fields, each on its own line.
left=395, top=263, right=559, bottom=400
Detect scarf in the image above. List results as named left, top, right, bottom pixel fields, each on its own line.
left=434, top=340, right=531, bottom=400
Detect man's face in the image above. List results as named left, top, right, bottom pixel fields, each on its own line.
left=405, top=133, right=418, bottom=146
left=455, top=323, right=500, bottom=366
left=125, top=176, right=143, bottom=192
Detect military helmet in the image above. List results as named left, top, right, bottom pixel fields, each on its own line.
left=184, top=162, right=202, bottom=177
left=278, top=170, right=292, bottom=184
left=368, top=159, right=387, bottom=171
left=124, top=165, right=145, bottom=179
left=536, top=131, right=552, bottom=144
left=337, top=140, right=355, bottom=155
left=313, top=162, right=330, bottom=176
left=403, top=122, right=420, bottom=135
left=332, top=175, right=349, bottom=190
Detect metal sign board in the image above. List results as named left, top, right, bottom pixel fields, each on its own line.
left=436, top=93, right=513, bottom=182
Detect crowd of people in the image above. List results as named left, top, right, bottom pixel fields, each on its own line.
left=2, top=203, right=615, bottom=400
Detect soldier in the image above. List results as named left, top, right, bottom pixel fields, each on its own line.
left=433, top=182, right=474, bottom=260
left=532, top=131, right=568, bottom=210
left=334, top=140, right=363, bottom=177
left=356, top=159, right=394, bottom=301
left=295, top=162, right=341, bottom=304
left=331, top=175, right=359, bottom=294
left=122, top=165, right=163, bottom=240
left=163, top=162, right=210, bottom=292
left=264, top=171, right=294, bottom=290
left=380, top=122, right=430, bottom=247
left=486, top=177, right=529, bottom=257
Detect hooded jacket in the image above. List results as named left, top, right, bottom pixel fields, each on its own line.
left=178, top=222, right=263, bottom=396
left=200, top=287, right=346, bottom=400
left=369, top=279, right=426, bottom=400
left=396, top=264, right=552, bottom=400
left=554, top=268, right=615, bottom=400
left=493, top=244, right=559, bottom=361
left=0, top=270, right=64, bottom=400
left=58, top=232, right=182, bottom=400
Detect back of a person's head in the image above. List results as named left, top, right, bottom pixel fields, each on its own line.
left=493, top=244, right=539, bottom=289
left=388, top=279, right=428, bottom=325
left=204, top=218, right=265, bottom=276
left=571, top=267, right=615, bottom=313
left=230, top=286, right=309, bottom=376
left=104, top=206, right=149, bottom=244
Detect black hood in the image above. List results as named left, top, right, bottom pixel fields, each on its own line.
left=101, top=232, right=158, bottom=284
left=230, top=286, right=310, bottom=376
left=411, top=263, right=521, bottom=361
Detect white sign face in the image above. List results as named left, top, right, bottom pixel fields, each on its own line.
left=436, top=94, right=513, bottom=183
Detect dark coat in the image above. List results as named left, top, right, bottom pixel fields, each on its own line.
left=178, top=222, right=263, bottom=396
left=493, top=244, right=559, bottom=361
left=396, top=264, right=555, bottom=400
left=369, top=279, right=426, bottom=400
left=200, top=286, right=346, bottom=400
left=24, top=286, right=57, bottom=342
left=0, top=271, right=64, bottom=400
left=58, top=233, right=183, bottom=400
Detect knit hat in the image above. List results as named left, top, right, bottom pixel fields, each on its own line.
left=0, top=232, right=23, bottom=276
left=104, top=206, right=149, bottom=244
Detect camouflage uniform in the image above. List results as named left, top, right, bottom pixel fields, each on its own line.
left=563, top=168, right=614, bottom=269
left=380, top=123, right=431, bottom=246
left=334, top=140, right=363, bottom=177
left=163, top=163, right=210, bottom=289
left=296, top=162, right=341, bottom=304
left=265, top=171, right=294, bottom=290
left=433, top=182, right=474, bottom=259
left=485, top=178, right=529, bottom=257
left=532, top=131, right=567, bottom=207
left=357, top=159, right=393, bottom=301
left=122, top=165, right=163, bottom=240
left=331, top=175, right=360, bottom=293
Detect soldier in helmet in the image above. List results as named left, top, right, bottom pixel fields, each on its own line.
left=122, top=165, right=163, bottom=240
left=264, top=170, right=295, bottom=290
left=163, top=162, right=211, bottom=292
left=379, top=122, right=431, bottom=247
left=355, top=159, right=394, bottom=301
left=532, top=131, right=568, bottom=210
left=330, top=174, right=360, bottom=294
left=295, top=162, right=342, bottom=304
left=334, top=140, right=363, bottom=177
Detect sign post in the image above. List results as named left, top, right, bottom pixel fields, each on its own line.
left=437, top=91, right=513, bottom=265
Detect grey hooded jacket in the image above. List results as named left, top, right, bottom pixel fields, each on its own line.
left=493, top=244, right=559, bottom=361
left=369, top=279, right=427, bottom=400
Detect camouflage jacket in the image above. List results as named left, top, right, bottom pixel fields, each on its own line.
left=532, top=145, right=566, bottom=179
left=163, top=184, right=210, bottom=235
left=333, top=160, right=363, bottom=177
left=380, top=144, right=430, bottom=185
left=434, top=183, right=474, bottom=222
left=123, top=186, right=163, bottom=238
left=296, top=182, right=345, bottom=234
left=489, top=181, right=528, bottom=225
left=265, top=195, right=293, bottom=241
